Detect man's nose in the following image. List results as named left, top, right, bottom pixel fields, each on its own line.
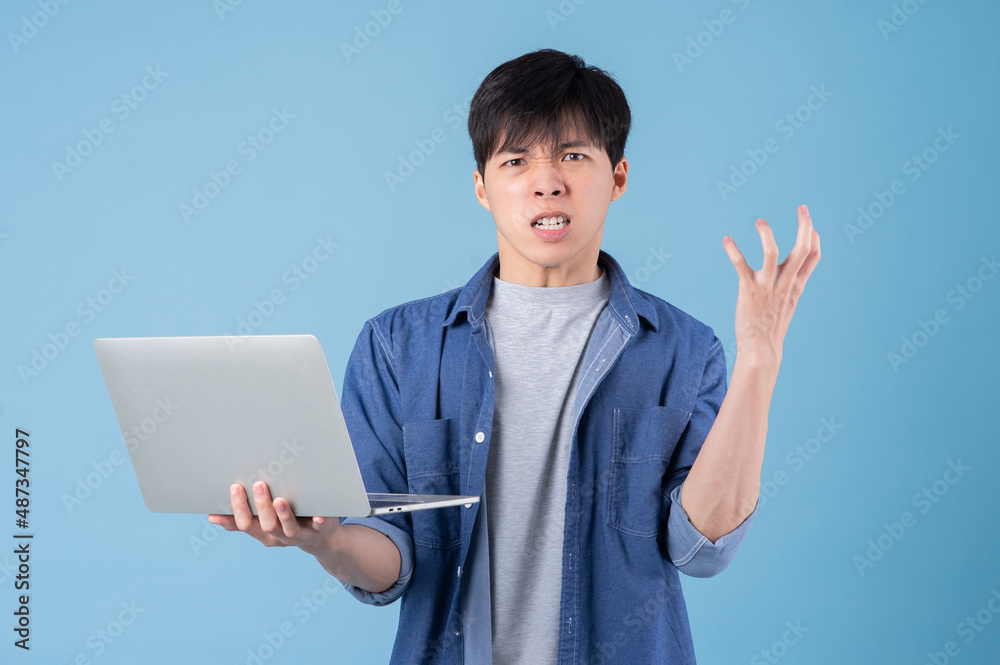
left=532, top=163, right=565, bottom=197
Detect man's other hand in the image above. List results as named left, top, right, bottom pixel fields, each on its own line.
left=722, top=203, right=821, bottom=367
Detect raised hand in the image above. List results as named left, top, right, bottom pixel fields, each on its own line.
left=721, top=204, right=821, bottom=367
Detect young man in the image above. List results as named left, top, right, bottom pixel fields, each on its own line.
left=209, top=49, right=820, bottom=664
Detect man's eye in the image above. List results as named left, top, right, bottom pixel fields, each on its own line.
left=503, top=158, right=524, bottom=167
left=564, top=153, right=585, bottom=161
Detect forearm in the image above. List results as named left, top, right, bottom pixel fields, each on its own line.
left=680, top=352, right=778, bottom=543
left=309, top=524, right=402, bottom=593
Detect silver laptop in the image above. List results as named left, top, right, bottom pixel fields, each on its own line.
left=93, top=334, right=479, bottom=517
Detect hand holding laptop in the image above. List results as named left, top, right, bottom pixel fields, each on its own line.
left=208, top=481, right=339, bottom=555
left=209, top=479, right=404, bottom=593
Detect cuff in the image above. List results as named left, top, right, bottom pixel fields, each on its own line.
left=337, top=515, right=414, bottom=606
left=665, top=483, right=757, bottom=578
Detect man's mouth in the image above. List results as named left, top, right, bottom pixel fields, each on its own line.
left=532, top=214, right=570, bottom=230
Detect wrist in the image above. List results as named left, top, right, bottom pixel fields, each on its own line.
left=300, top=521, right=346, bottom=562
left=731, top=350, right=781, bottom=396
left=734, top=344, right=781, bottom=373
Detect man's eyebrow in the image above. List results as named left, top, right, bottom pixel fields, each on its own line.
left=556, top=140, right=596, bottom=150
left=496, top=140, right=596, bottom=156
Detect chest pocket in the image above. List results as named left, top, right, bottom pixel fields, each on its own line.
left=402, top=417, right=462, bottom=549
left=607, top=405, right=691, bottom=538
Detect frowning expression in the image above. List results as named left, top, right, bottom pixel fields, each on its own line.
left=473, top=128, right=628, bottom=286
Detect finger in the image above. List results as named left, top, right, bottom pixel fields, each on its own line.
left=252, top=481, right=283, bottom=535
left=796, top=228, right=821, bottom=285
left=722, top=236, right=754, bottom=282
left=230, top=484, right=258, bottom=533
left=756, top=219, right=779, bottom=277
left=779, top=204, right=814, bottom=278
left=272, top=497, right=304, bottom=538
left=208, top=513, right=238, bottom=531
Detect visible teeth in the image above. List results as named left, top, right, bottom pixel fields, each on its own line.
left=535, top=215, right=569, bottom=228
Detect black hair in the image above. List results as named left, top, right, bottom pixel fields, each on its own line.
left=467, top=49, right=631, bottom=178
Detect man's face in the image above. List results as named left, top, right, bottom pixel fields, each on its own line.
left=473, top=127, right=628, bottom=287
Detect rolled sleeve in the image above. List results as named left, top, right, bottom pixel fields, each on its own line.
left=666, top=482, right=757, bottom=578
left=338, top=515, right=415, bottom=606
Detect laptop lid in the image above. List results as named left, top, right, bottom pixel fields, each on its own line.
left=94, top=334, right=375, bottom=517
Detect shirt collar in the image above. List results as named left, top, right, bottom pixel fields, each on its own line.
left=441, top=250, right=660, bottom=334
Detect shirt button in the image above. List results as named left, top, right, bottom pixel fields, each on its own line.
left=457, top=565, right=462, bottom=578
left=475, top=431, right=485, bottom=443
left=489, top=371, right=493, bottom=378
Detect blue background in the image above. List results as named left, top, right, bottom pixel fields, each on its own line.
left=2, top=1, right=999, bottom=663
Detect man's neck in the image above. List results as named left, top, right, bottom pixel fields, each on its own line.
left=495, top=250, right=603, bottom=287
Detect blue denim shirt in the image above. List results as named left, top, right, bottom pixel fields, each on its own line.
left=338, top=250, right=757, bottom=664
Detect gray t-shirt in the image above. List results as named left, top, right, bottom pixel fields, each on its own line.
left=483, top=267, right=612, bottom=664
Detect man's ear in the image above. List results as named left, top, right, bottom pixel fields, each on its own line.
left=474, top=169, right=491, bottom=211
left=610, top=157, right=628, bottom=202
